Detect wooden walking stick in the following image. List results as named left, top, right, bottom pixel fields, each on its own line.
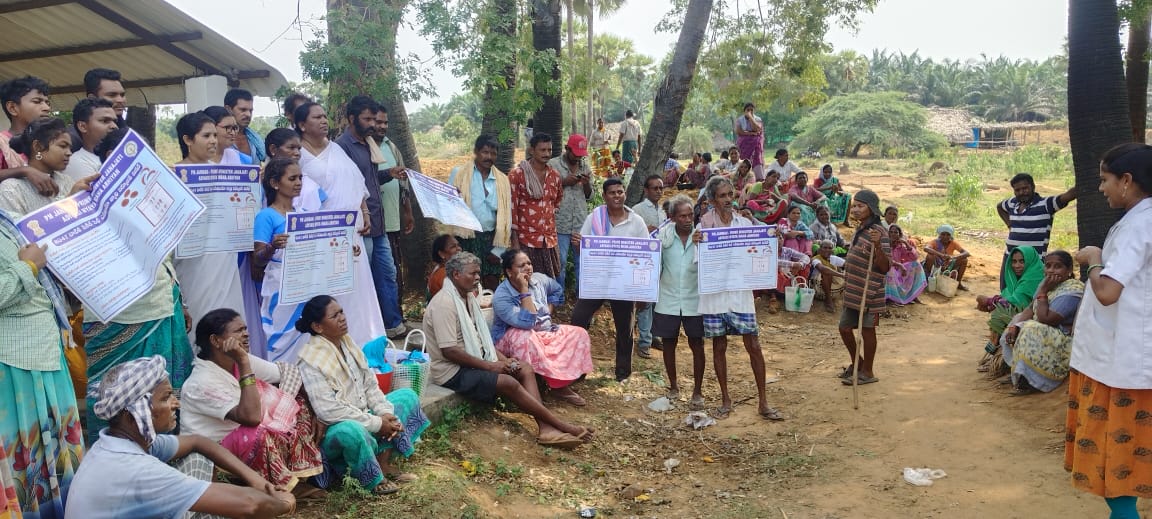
left=852, top=237, right=877, bottom=410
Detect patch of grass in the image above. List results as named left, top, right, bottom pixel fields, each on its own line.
left=421, top=403, right=475, bottom=457
left=946, top=171, right=983, bottom=214
left=761, top=453, right=828, bottom=479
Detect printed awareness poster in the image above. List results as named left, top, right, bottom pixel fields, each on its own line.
left=279, top=210, right=358, bottom=305
left=16, top=129, right=206, bottom=322
left=578, top=236, right=661, bottom=302
left=405, top=169, right=483, bottom=231
left=697, top=225, right=779, bottom=294
left=174, top=164, right=262, bottom=258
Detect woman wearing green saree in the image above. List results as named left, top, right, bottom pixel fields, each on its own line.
left=813, top=164, right=850, bottom=223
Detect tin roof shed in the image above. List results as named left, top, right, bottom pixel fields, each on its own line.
left=0, top=0, right=287, bottom=106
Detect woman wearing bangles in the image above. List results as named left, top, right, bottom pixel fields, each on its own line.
left=253, top=157, right=331, bottom=361
left=1064, top=143, right=1152, bottom=519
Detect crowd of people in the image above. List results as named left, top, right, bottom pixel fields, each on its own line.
left=0, top=65, right=1149, bottom=518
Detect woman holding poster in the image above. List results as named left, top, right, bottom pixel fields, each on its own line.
left=171, top=112, right=247, bottom=338
left=294, top=102, right=386, bottom=352
left=253, top=157, right=328, bottom=361
left=0, top=182, right=94, bottom=516
left=569, top=178, right=650, bottom=382
left=695, top=176, right=784, bottom=421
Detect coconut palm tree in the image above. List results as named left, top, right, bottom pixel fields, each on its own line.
left=1068, top=0, right=1129, bottom=250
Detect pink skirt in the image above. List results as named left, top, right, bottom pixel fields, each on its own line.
left=496, top=326, right=594, bottom=388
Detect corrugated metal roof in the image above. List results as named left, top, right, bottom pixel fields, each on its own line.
left=0, top=0, right=288, bottom=106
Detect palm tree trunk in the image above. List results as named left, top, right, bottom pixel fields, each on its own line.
left=566, top=0, right=576, bottom=135
left=480, top=0, right=519, bottom=173
left=1068, top=0, right=1129, bottom=251
left=1127, top=4, right=1152, bottom=143
left=586, top=0, right=595, bottom=131
left=624, top=0, right=713, bottom=204
left=532, top=0, right=564, bottom=158
left=326, top=0, right=431, bottom=293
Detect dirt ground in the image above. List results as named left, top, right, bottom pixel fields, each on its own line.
left=297, top=151, right=1121, bottom=518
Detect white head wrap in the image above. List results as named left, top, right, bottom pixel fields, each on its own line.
left=90, top=355, right=169, bottom=444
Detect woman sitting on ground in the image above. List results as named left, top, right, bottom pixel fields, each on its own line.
left=296, top=295, right=430, bottom=496
left=745, top=170, right=788, bottom=224
left=491, top=249, right=594, bottom=406
left=68, top=356, right=296, bottom=519
left=786, top=171, right=827, bottom=226
left=778, top=204, right=814, bottom=254
left=977, top=246, right=1044, bottom=374
left=884, top=225, right=926, bottom=306
left=427, top=234, right=462, bottom=299
left=998, top=250, right=1084, bottom=394
left=810, top=205, right=845, bottom=253
left=813, top=163, right=850, bottom=223
left=180, top=309, right=325, bottom=497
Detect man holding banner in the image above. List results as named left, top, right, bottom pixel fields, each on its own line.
left=695, top=176, right=784, bottom=421
left=570, top=178, right=653, bottom=382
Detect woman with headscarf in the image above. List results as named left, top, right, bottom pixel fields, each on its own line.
left=295, top=296, right=429, bottom=496
left=836, top=190, right=891, bottom=386
left=67, top=356, right=297, bottom=519
left=976, top=246, right=1044, bottom=375
left=0, top=174, right=96, bottom=517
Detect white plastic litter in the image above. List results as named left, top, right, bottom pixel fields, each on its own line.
left=684, top=411, right=717, bottom=429
left=902, top=467, right=948, bottom=486
left=647, top=396, right=673, bottom=412
left=663, top=458, right=681, bottom=474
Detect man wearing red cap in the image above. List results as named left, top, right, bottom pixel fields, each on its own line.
left=548, top=134, right=593, bottom=300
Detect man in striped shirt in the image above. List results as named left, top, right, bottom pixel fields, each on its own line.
left=995, top=173, right=1077, bottom=288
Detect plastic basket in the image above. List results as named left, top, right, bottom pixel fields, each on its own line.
left=390, top=329, right=430, bottom=397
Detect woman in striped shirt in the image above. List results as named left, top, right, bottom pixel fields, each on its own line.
left=836, top=190, right=891, bottom=386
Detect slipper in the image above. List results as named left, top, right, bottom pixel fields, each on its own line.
left=759, top=407, right=785, bottom=421
left=537, top=432, right=584, bottom=449
left=553, top=389, right=587, bottom=407
left=837, top=366, right=854, bottom=379
left=575, top=426, right=595, bottom=443
left=371, top=478, right=400, bottom=496
left=667, top=388, right=681, bottom=401
left=637, top=349, right=652, bottom=359
left=386, top=472, right=419, bottom=484
left=841, top=374, right=879, bottom=385
left=689, top=395, right=706, bottom=411
left=713, top=405, right=732, bottom=420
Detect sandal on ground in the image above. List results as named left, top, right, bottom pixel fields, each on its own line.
left=759, top=407, right=785, bottom=421
left=637, top=349, right=652, bottom=359
left=689, top=395, right=706, bottom=410
left=958, top=284, right=970, bottom=291
left=841, top=374, right=879, bottom=385
left=553, top=387, right=587, bottom=407
left=537, top=432, right=584, bottom=449
left=713, top=405, right=732, bottom=420
left=667, top=388, right=681, bottom=401
left=837, top=366, right=854, bottom=379
left=824, top=302, right=836, bottom=313
left=575, top=426, right=596, bottom=443
left=385, top=472, right=419, bottom=484
left=651, top=338, right=663, bottom=351
left=371, top=478, right=400, bottom=496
